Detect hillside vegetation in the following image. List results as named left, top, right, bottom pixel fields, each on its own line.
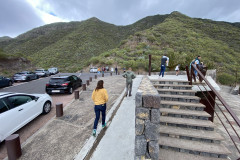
left=90, top=12, right=240, bottom=85
left=0, top=11, right=240, bottom=85
left=0, top=15, right=167, bottom=73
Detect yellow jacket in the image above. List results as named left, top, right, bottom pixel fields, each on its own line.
left=92, top=88, right=108, bottom=105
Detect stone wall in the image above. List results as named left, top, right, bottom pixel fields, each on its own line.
left=135, top=76, right=161, bottom=160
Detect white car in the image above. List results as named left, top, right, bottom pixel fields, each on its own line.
left=90, top=68, right=98, bottom=73
left=0, top=92, right=52, bottom=143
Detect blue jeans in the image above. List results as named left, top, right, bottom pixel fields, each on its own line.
left=159, top=65, right=166, bottom=77
left=93, top=103, right=106, bottom=129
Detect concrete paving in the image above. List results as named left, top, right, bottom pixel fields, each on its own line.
left=3, top=75, right=126, bottom=160
left=88, top=76, right=143, bottom=160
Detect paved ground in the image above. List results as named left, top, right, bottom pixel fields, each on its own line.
left=214, top=88, right=240, bottom=160
left=11, top=75, right=125, bottom=160
left=89, top=76, right=143, bottom=160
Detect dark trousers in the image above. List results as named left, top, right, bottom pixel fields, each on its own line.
left=126, top=82, right=133, bottom=95
left=93, top=103, right=106, bottom=129
left=159, top=65, right=166, bottom=77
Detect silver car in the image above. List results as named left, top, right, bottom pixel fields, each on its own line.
left=13, top=71, right=39, bottom=82
left=48, top=68, right=58, bottom=75
left=35, top=69, right=50, bottom=77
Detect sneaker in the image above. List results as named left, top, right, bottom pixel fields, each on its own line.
left=92, top=129, right=96, bottom=137
left=102, top=123, right=106, bottom=128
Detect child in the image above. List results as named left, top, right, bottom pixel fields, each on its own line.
left=175, top=64, right=180, bottom=76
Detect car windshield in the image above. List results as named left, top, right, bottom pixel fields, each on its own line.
left=35, top=70, right=44, bottom=72
left=49, top=78, right=66, bottom=83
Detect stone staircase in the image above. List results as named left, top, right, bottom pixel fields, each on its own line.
left=151, top=79, right=231, bottom=160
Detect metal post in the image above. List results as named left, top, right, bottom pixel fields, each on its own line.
left=56, top=103, right=63, bottom=117
left=86, top=80, right=90, bottom=86
left=149, top=54, right=151, bottom=76
left=74, top=91, right=79, bottom=99
left=89, top=77, right=92, bottom=82
left=82, top=84, right=86, bottom=91
left=186, top=65, right=191, bottom=85
left=199, top=91, right=216, bottom=122
left=5, top=134, right=22, bottom=160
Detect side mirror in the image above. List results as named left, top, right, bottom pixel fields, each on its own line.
left=35, top=97, right=39, bottom=102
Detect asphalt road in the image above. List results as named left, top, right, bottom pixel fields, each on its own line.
left=0, top=72, right=110, bottom=94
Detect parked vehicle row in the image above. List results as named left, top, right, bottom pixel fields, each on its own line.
left=0, top=92, right=52, bottom=143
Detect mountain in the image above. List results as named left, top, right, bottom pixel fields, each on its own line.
left=90, top=11, right=240, bottom=85
left=0, top=15, right=168, bottom=73
left=1, top=11, right=240, bottom=85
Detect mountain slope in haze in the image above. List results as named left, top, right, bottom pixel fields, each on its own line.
left=90, top=11, right=240, bottom=85
left=0, top=15, right=168, bottom=72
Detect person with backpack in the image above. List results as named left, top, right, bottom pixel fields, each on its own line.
left=159, top=54, right=168, bottom=77
left=122, top=67, right=136, bottom=97
left=91, top=80, right=108, bottom=137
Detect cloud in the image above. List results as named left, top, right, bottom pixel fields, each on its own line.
left=1, top=0, right=240, bottom=37
left=0, top=0, right=44, bottom=38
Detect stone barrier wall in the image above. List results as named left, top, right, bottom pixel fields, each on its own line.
left=135, top=76, right=161, bottom=160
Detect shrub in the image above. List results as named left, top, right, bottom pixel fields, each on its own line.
left=217, top=73, right=236, bottom=85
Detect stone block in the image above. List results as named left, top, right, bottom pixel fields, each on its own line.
left=148, top=141, right=159, bottom=160
left=145, top=120, right=159, bottom=141
left=135, top=135, right=147, bottom=156
left=151, top=109, right=160, bottom=124
left=136, top=108, right=149, bottom=120
left=142, top=94, right=161, bottom=108
left=136, top=118, right=145, bottom=135
left=135, top=92, right=143, bottom=108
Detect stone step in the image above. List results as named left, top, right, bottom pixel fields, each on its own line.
left=151, top=79, right=189, bottom=85
left=159, top=125, right=224, bottom=143
left=161, top=100, right=205, bottom=111
left=159, top=137, right=231, bottom=158
left=160, top=116, right=215, bottom=131
left=154, top=84, right=192, bottom=90
left=159, top=94, right=200, bottom=103
left=158, top=89, right=196, bottom=96
left=159, top=149, right=228, bottom=160
left=160, top=108, right=211, bottom=120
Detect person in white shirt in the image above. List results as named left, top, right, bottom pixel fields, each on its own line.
left=175, top=64, right=180, bottom=76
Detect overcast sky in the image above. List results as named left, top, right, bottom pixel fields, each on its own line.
left=1, top=0, right=240, bottom=38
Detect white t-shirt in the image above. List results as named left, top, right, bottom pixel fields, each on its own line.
left=175, top=66, right=179, bottom=71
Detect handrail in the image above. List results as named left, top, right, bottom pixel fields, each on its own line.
left=191, top=64, right=240, bottom=127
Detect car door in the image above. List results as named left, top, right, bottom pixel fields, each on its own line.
left=0, top=76, right=7, bottom=87
left=0, top=98, right=11, bottom=141
left=4, top=95, right=40, bottom=136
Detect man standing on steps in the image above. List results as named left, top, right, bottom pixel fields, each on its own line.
left=159, top=54, right=168, bottom=77
left=122, top=68, right=136, bottom=97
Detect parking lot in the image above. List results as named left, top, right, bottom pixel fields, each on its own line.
left=0, top=72, right=110, bottom=159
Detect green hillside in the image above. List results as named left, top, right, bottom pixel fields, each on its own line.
left=90, top=12, right=240, bottom=85
left=1, top=11, right=240, bottom=85
left=0, top=15, right=168, bottom=72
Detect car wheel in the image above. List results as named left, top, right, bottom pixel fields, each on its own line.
left=27, top=77, right=30, bottom=81
left=8, top=81, right=13, bottom=86
left=42, top=101, right=51, bottom=114
left=69, top=87, right=73, bottom=94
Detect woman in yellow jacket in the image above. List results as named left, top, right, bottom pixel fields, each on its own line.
left=92, top=80, right=108, bottom=136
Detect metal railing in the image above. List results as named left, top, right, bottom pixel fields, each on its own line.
left=186, top=64, right=240, bottom=157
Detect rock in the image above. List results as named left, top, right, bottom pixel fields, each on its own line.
left=142, top=94, right=161, bottom=108
left=135, top=135, right=147, bottom=156
left=136, top=118, right=145, bottom=135
left=151, top=109, right=160, bottom=124
left=145, top=120, right=159, bottom=141
left=135, top=91, right=143, bottom=107
left=149, top=141, right=159, bottom=160
left=136, top=108, right=149, bottom=120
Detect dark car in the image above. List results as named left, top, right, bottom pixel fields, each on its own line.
left=13, top=71, right=39, bottom=82
left=0, top=76, right=14, bottom=88
left=45, top=75, right=82, bottom=94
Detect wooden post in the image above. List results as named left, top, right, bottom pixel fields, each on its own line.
left=56, top=103, right=63, bottom=117
left=149, top=55, right=151, bottom=76
left=5, top=134, right=22, bottom=160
